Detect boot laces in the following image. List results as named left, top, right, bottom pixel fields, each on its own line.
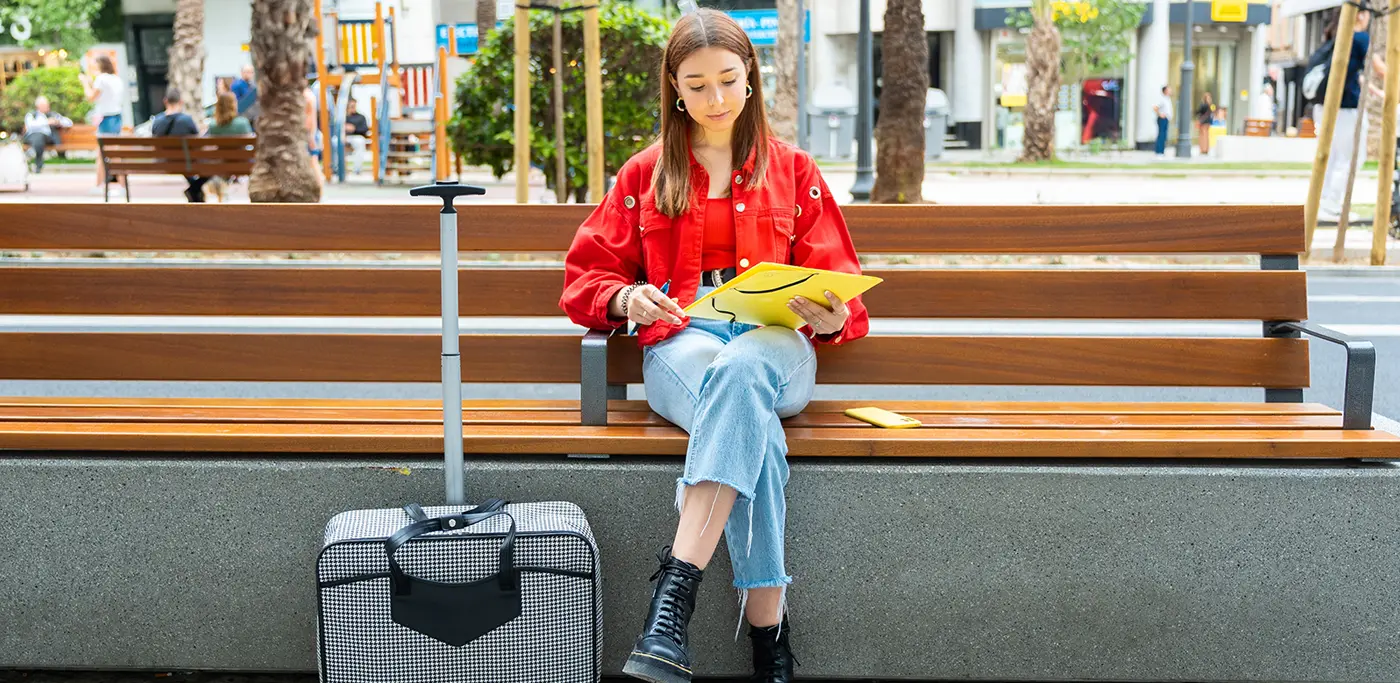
left=648, top=548, right=701, bottom=643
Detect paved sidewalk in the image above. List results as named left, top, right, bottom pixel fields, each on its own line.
left=5, top=163, right=1396, bottom=262
left=0, top=673, right=840, bottom=683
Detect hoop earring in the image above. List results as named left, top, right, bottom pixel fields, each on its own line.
left=675, top=97, right=686, bottom=112
left=745, top=84, right=753, bottom=99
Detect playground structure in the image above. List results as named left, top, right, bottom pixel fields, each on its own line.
left=311, top=0, right=451, bottom=184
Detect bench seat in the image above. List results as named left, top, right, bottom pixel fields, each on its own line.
left=1, top=397, right=1394, bottom=458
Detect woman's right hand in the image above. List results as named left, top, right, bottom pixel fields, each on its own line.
left=612, top=284, right=687, bottom=326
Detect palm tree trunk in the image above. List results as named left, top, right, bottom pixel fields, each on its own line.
left=167, top=0, right=206, bottom=119
left=478, top=0, right=498, bottom=39
left=1021, top=0, right=1060, bottom=162
left=771, top=0, right=799, bottom=142
left=870, top=0, right=928, bottom=203
left=249, top=0, right=322, bottom=203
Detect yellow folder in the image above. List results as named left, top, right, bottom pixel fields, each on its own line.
left=683, top=262, right=882, bottom=329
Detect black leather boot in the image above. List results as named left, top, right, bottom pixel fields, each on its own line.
left=622, top=547, right=704, bottom=683
left=749, top=617, right=799, bottom=682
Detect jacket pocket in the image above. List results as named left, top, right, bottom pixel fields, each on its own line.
left=638, top=207, right=675, bottom=285
left=766, top=212, right=796, bottom=264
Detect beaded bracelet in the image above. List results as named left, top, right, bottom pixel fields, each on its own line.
left=618, top=283, right=643, bottom=320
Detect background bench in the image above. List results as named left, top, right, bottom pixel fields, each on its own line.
left=1, top=203, right=1398, bottom=681
left=51, top=123, right=97, bottom=155
left=96, top=135, right=255, bottom=202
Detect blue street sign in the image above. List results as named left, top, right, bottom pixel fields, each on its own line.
left=726, top=9, right=810, bottom=47
left=435, top=23, right=482, bottom=55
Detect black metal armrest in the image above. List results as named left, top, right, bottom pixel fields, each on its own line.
left=1269, top=321, right=1376, bottom=430
left=581, top=328, right=619, bottom=426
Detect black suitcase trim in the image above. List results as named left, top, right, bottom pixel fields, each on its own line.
left=315, top=529, right=601, bottom=682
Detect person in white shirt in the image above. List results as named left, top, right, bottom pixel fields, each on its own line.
left=1153, top=85, right=1173, bottom=158
left=80, top=55, right=126, bottom=192
left=22, top=96, right=73, bottom=173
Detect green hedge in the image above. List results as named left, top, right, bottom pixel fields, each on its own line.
left=0, top=65, right=92, bottom=134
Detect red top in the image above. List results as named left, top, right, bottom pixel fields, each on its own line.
left=700, top=197, right=736, bottom=271
left=560, top=136, right=869, bottom=349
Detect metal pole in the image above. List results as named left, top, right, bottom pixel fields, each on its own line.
left=796, top=0, right=808, bottom=150
left=1175, top=0, right=1196, bottom=158
left=439, top=209, right=465, bottom=505
left=851, top=0, right=875, bottom=200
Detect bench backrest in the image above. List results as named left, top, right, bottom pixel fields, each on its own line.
left=0, top=204, right=1308, bottom=393
left=97, top=136, right=256, bottom=176
left=54, top=124, right=98, bottom=151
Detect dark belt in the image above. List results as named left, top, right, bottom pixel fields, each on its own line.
left=701, top=267, right=738, bottom=288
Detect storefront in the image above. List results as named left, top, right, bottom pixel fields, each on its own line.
left=977, top=0, right=1271, bottom=152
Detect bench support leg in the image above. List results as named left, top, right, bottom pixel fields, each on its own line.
left=581, top=328, right=615, bottom=426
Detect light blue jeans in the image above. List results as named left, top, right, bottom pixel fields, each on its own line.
left=642, top=286, right=818, bottom=621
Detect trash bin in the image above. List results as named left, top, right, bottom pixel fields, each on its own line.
left=923, top=88, right=950, bottom=159
left=807, top=84, right=856, bottom=160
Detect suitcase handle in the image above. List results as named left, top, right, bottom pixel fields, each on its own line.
left=409, top=181, right=486, bottom=213
left=385, top=509, right=517, bottom=592
left=402, top=498, right=506, bottom=523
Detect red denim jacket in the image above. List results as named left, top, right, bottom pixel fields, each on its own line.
left=560, top=137, right=869, bottom=348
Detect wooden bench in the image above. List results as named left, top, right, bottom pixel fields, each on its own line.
left=1, top=202, right=1398, bottom=680
left=96, top=135, right=255, bottom=202
left=0, top=203, right=1389, bottom=457
left=53, top=123, right=99, bottom=155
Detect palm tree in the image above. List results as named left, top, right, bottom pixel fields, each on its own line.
left=1021, top=0, right=1060, bottom=162
left=770, top=0, right=799, bottom=142
left=478, top=0, right=498, bottom=39
left=249, top=0, right=322, bottom=203
left=871, top=0, right=927, bottom=203
left=167, top=0, right=205, bottom=118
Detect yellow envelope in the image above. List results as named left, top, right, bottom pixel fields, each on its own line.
left=684, top=262, right=882, bottom=329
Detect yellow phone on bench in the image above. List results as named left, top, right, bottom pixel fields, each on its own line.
left=844, top=407, right=922, bottom=429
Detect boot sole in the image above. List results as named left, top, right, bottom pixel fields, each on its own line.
left=622, top=651, right=691, bottom=683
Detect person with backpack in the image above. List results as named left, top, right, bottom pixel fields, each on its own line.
left=1306, top=7, right=1387, bottom=224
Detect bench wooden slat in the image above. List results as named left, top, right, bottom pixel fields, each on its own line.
left=0, top=204, right=1304, bottom=254
left=0, top=397, right=1341, bottom=415
left=0, top=334, right=1311, bottom=387
left=107, top=163, right=254, bottom=175
left=0, top=267, right=1307, bottom=321
left=98, top=136, right=255, bottom=150
left=0, top=406, right=1348, bottom=430
left=0, top=421, right=1391, bottom=458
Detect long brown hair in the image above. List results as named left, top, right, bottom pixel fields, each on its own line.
left=214, top=92, right=238, bottom=127
left=652, top=8, right=771, bottom=217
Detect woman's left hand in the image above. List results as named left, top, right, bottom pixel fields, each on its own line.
left=788, top=290, right=849, bottom=336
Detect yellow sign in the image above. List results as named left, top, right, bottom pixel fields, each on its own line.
left=1000, top=93, right=1028, bottom=108
left=1211, top=0, right=1248, bottom=22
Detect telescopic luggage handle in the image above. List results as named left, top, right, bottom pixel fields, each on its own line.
left=411, top=181, right=486, bottom=504
left=410, top=180, right=486, bottom=212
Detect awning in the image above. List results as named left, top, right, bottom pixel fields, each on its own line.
left=1280, top=0, right=1342, bottom=17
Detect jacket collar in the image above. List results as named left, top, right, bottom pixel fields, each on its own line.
left=686, top=134, right=762, bottom=177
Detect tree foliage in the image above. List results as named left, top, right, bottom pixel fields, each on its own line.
left=1008, top=0, right=1145, bottom=83
left=447, top=2, right=669, bottom=201
left=0, top=0, right=105, bottom=52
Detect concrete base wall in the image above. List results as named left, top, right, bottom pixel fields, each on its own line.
left=3, top=454, right=1399, bottom=681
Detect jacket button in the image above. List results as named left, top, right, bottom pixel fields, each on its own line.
left=809, top=186, right=821, bottom=200
left=739, top=258, right=750, bottom=268
left=735, top=202, right=745, bottom=212
left=734, top=174, right=743, bottom=184
left=624, top=195, right=636, bottom=209
left=795, top=204, right=802, bottom=218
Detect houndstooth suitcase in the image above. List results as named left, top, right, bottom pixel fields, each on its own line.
left=315, top=181, right=603, bottom=683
